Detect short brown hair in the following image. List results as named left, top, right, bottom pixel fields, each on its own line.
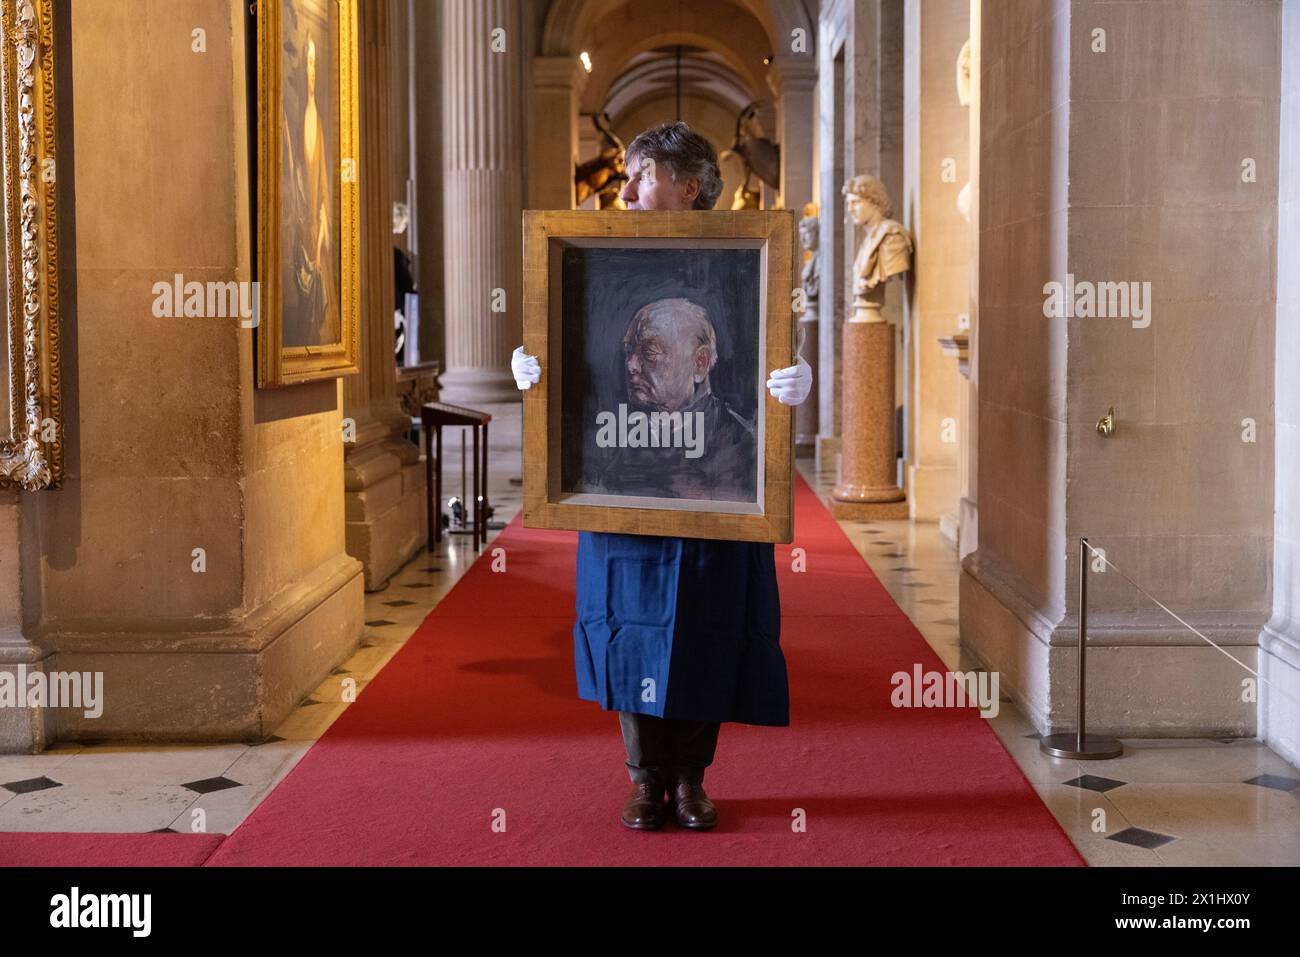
left=625, top=122, right=723, bottom=211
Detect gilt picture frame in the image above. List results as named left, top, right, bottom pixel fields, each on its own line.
left=522, top=210, right=797, bottom=544
left=254, top=0, right=360, bottom=387
left=0, top=0, right=62, bottom=490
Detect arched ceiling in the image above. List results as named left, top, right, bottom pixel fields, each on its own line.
left=541, top=0, right=816, bottom=58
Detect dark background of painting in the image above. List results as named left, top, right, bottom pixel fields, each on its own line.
left=558, top=245, right=762, bottom=496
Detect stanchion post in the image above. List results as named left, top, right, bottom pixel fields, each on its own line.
left=1040, top=537, right=1124, bottom=760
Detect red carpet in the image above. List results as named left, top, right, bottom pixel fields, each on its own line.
left=200, top=474, right=1084, bottom=866
left=0, top=475, right=1084, bottom=867
left=0, top=833, right=221, bottom=867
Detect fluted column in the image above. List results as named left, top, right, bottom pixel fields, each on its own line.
left=439, top=0, right=525, bottom=405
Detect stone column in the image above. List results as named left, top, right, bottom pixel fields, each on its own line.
left=962, top=0, right=1281, bottom=739
left=1262, top=0, right=1300, bottom=767
left=816, top=0, right=904, bottom=474
left=439, top=0, right=525, bottom=405
left=901, top=0, right=968, bottom=522
left=3, top=0, right=363, bottom=749
left=957, top=0, right=981, bottom=559
left=343, top=0, right=426, bottom=591
left=767, top=54, right=818, bottom=213
left=769, top=54, right=819, bottom=452
left=530, top=55, right=586, bottom=210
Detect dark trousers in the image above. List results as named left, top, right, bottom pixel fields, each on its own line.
left=618, top=712, right=721, bottom=787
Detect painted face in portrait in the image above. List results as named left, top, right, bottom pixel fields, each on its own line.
left=622, top=300, right=714, bottom=412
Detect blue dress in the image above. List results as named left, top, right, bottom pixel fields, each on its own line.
left=573, top=530, right=790, bottom=726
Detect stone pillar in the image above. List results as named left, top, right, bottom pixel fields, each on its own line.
left=530, top=55, right=586, bottom=210
left=767, top=54, right=818, bottom=213
left=957, top=0, right=981, bottom=560
left=769, top=53, right=819, bottom=452
left=901, top=0, right=967, bottom=522
left=438, top=0, right=525, bottom=406
left=2, top=0, right=364, bottom=750
left=962, top=0, right=1281, bottom=739
left=816, top=0, right=904, bottom=475
left=412, top=0, right=445, bottom=369
left=343, top=0, right=426, bottom=591
left=1262, top=0, right=1300, bottom=767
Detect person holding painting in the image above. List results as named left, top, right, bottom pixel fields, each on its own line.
left=512, top=122, right=813, bottom=831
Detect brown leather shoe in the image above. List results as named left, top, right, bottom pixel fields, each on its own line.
left=621, top=781, right=668, bottom=830
left=671, top=777, right=718, bottom=830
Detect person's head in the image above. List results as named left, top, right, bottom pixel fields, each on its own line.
left=622, top=298, right=717, bottom=411
left=620, top=122, right=723, bottom=212
left=842, top=174, right=892, bottom=226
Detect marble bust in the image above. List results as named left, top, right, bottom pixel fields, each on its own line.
left=843, top=174, right=913, bottom=322
left=799, top=214, right=819, bottom=323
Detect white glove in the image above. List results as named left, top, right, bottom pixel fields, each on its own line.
left=511, top=345, right=541, bottom=390
left=767, top=355, right=813, bottom=406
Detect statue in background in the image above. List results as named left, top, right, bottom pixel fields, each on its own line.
left=956, top=39, right=973, bottom=223
left=799, top=214, right=820, bottom=324
left=842, top=174, right=913, bottom=323
left=575, top=113, right=627, bottom=208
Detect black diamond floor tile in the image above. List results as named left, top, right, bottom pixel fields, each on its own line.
left=365, top=619, right=397, bottom=627
left=181, top=776, right=242, bottom=795
left=150, top=827, right=178, bottom=834
left=3, top=776, right=62, bottom=795
left=1244, top=774, right=1300, bottom=792
left=1065, top=774, right=1126, bottom=793
left=890, top=566, right=919, bottom=572
left=1107, top=827, right=1177, bottom=850
left=383, top=600, right=417, bottom=607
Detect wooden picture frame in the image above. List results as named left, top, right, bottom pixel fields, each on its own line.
left=0, top=0, right=62, bottom=490
left=522, top=210, right=797, bottom=544
left=254, top=0, right=360, bottom=387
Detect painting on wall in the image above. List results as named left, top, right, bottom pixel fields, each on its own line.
left=255, top=0, right=359, bottom=387
left=1, top=0, right=63, bottom=490
left=522, top=210, right=797, bottom=543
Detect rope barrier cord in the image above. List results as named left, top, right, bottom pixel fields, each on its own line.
left=1081, top=541, right=1300, bottom=712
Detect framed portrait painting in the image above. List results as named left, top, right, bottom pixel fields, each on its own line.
left=522, top=210, right=797, bottom=544
left=254, top=0, right=360, bottom=387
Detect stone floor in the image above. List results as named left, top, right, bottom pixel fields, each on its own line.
left=2, top=421, right=1298, bottom=866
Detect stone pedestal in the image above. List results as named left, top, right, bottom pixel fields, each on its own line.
left=831, top=310, right=907, bottom=519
